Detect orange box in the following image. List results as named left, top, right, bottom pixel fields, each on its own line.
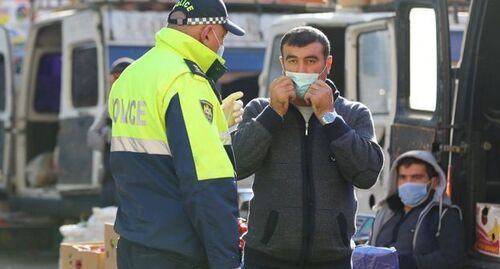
left=476, top=203, right=500, bottom=258
left=105, top=223, right=120, bottom=269
left=60, top=242, right=105, bottom=269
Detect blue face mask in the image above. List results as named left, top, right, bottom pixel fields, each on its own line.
left=398, top=182, right=430, bottom=207
left=283, top=64, right=327, bottom=99
left=284, top=71, right=319, bottom=99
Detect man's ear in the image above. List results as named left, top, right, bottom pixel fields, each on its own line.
left=431, top=176, right=439, bottom=189
left=279, top=55, right=285, bottom=75
left=326, top=55, right=333, bottom=73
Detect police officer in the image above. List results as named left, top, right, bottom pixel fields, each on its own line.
left=108, top=1, right=245, bottom=268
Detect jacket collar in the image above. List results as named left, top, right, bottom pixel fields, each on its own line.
left=155, top=28, right=226, bottom=75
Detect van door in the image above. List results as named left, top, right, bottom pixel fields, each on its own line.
left=451, top=1, right=500, bottom=265
left=59, top=10, right=104, bottom=190
left=0, top=26, right=13, bottom=191
left=390, top=0, right=450, bottom=164
left=345, top=19, right=396, bottom=212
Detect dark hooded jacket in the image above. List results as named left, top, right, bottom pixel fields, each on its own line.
left=370, top=150, right=465, bottom=269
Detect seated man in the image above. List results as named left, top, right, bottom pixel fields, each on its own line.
left=370, top=150, right=465, bottom=269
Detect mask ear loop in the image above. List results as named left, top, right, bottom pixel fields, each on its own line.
left=318, top=63, right=329, bottom=79
left=211, top=28, right=222, bottom=47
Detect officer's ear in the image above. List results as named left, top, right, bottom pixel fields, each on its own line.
left=200, top=25, right=213, bottom=44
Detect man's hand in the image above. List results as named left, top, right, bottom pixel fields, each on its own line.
left=304, top=80, right=334, bottom=119
left=269, top=76, right=296, bottom=117
left=222, top=91, right=244, bottom=128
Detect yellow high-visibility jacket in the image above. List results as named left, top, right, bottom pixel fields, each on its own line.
left=108, top=27, right=239, bottom=269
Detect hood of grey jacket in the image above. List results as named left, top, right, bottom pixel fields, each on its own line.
left=370, top=150, right=461, bottom=247
left=377, top=150, right=450, bottom=209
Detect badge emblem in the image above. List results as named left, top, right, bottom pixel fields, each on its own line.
left=200, top=100, right=213, bottom=123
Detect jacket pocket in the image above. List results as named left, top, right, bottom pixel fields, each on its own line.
left=312, top=209, right=353, bottom=258
left=261, top=210, right=279, bottom=245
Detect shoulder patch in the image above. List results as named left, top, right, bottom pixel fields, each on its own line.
left=184, top=59, right=208, bottom=80
left=200, top=100, right=214, bottom=123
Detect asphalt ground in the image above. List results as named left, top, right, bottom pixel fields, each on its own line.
left=0, top=251, right=58, bottom=269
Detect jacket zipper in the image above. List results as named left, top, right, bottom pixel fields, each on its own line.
left=300, top=116, right=314, bottom=268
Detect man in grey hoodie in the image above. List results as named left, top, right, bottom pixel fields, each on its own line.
left=370, top=150, right=465, bottom=269
left=232, top=26, right=384, bottom=269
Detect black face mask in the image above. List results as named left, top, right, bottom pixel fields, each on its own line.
left=206, top=59, right=227, bottom=83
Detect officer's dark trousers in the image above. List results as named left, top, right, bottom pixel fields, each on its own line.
left=117, top=237, right=209, bottom=269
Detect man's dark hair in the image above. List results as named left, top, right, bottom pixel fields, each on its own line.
left=397, top=157, right=438, bottom=179
left=280, top=26, right=331, bottom=60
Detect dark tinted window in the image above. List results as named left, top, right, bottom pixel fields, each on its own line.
left=72, top=44, right=98, bottom=107
left=0, top=54, right=5, bottom=111
left=34, top=53, right=61, bottom=113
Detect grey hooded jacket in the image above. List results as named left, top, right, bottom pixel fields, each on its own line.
left=370, top=150, right=465, bottom=269
left=232, top=82, right=383, bottom=267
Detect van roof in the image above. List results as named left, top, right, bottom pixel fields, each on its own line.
left=271, top=11, right=394, bottom=29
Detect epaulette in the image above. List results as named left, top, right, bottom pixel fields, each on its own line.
left=184, top=59, right=208, bottom=80
left=184, top=59, right=222, bottom=103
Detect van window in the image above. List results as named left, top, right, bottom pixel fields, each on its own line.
left=34, top=53, right=62, bottom=113
left=72, top=44, right=98, bottom=107
left=450, top=30, right=463, bottom=66
left=0, top=54, right=5, bottom=111
left=218, top=48, right=264, bottom=105
left=358, top=30, right=391, bottom=114
left=409, top=8, right=437, bottom=112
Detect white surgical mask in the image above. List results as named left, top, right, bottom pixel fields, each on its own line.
left=284, top=64, right=327, bottom=99
left=211, top=29, right=225, bottom=58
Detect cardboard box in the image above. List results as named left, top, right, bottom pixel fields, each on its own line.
left=476, top=203, right=500, bottom=258
left=60, top=242, right=105, bottom=269
left=104, top=223, right=120, bottom=269
left=336, top=0, right=370, bottom=8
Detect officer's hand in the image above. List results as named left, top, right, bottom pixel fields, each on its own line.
left=304, top=80, right=334, bottom=119
left=222, top=91, right=244, bottom=128
left=270, top=75, right=295, bottom=117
